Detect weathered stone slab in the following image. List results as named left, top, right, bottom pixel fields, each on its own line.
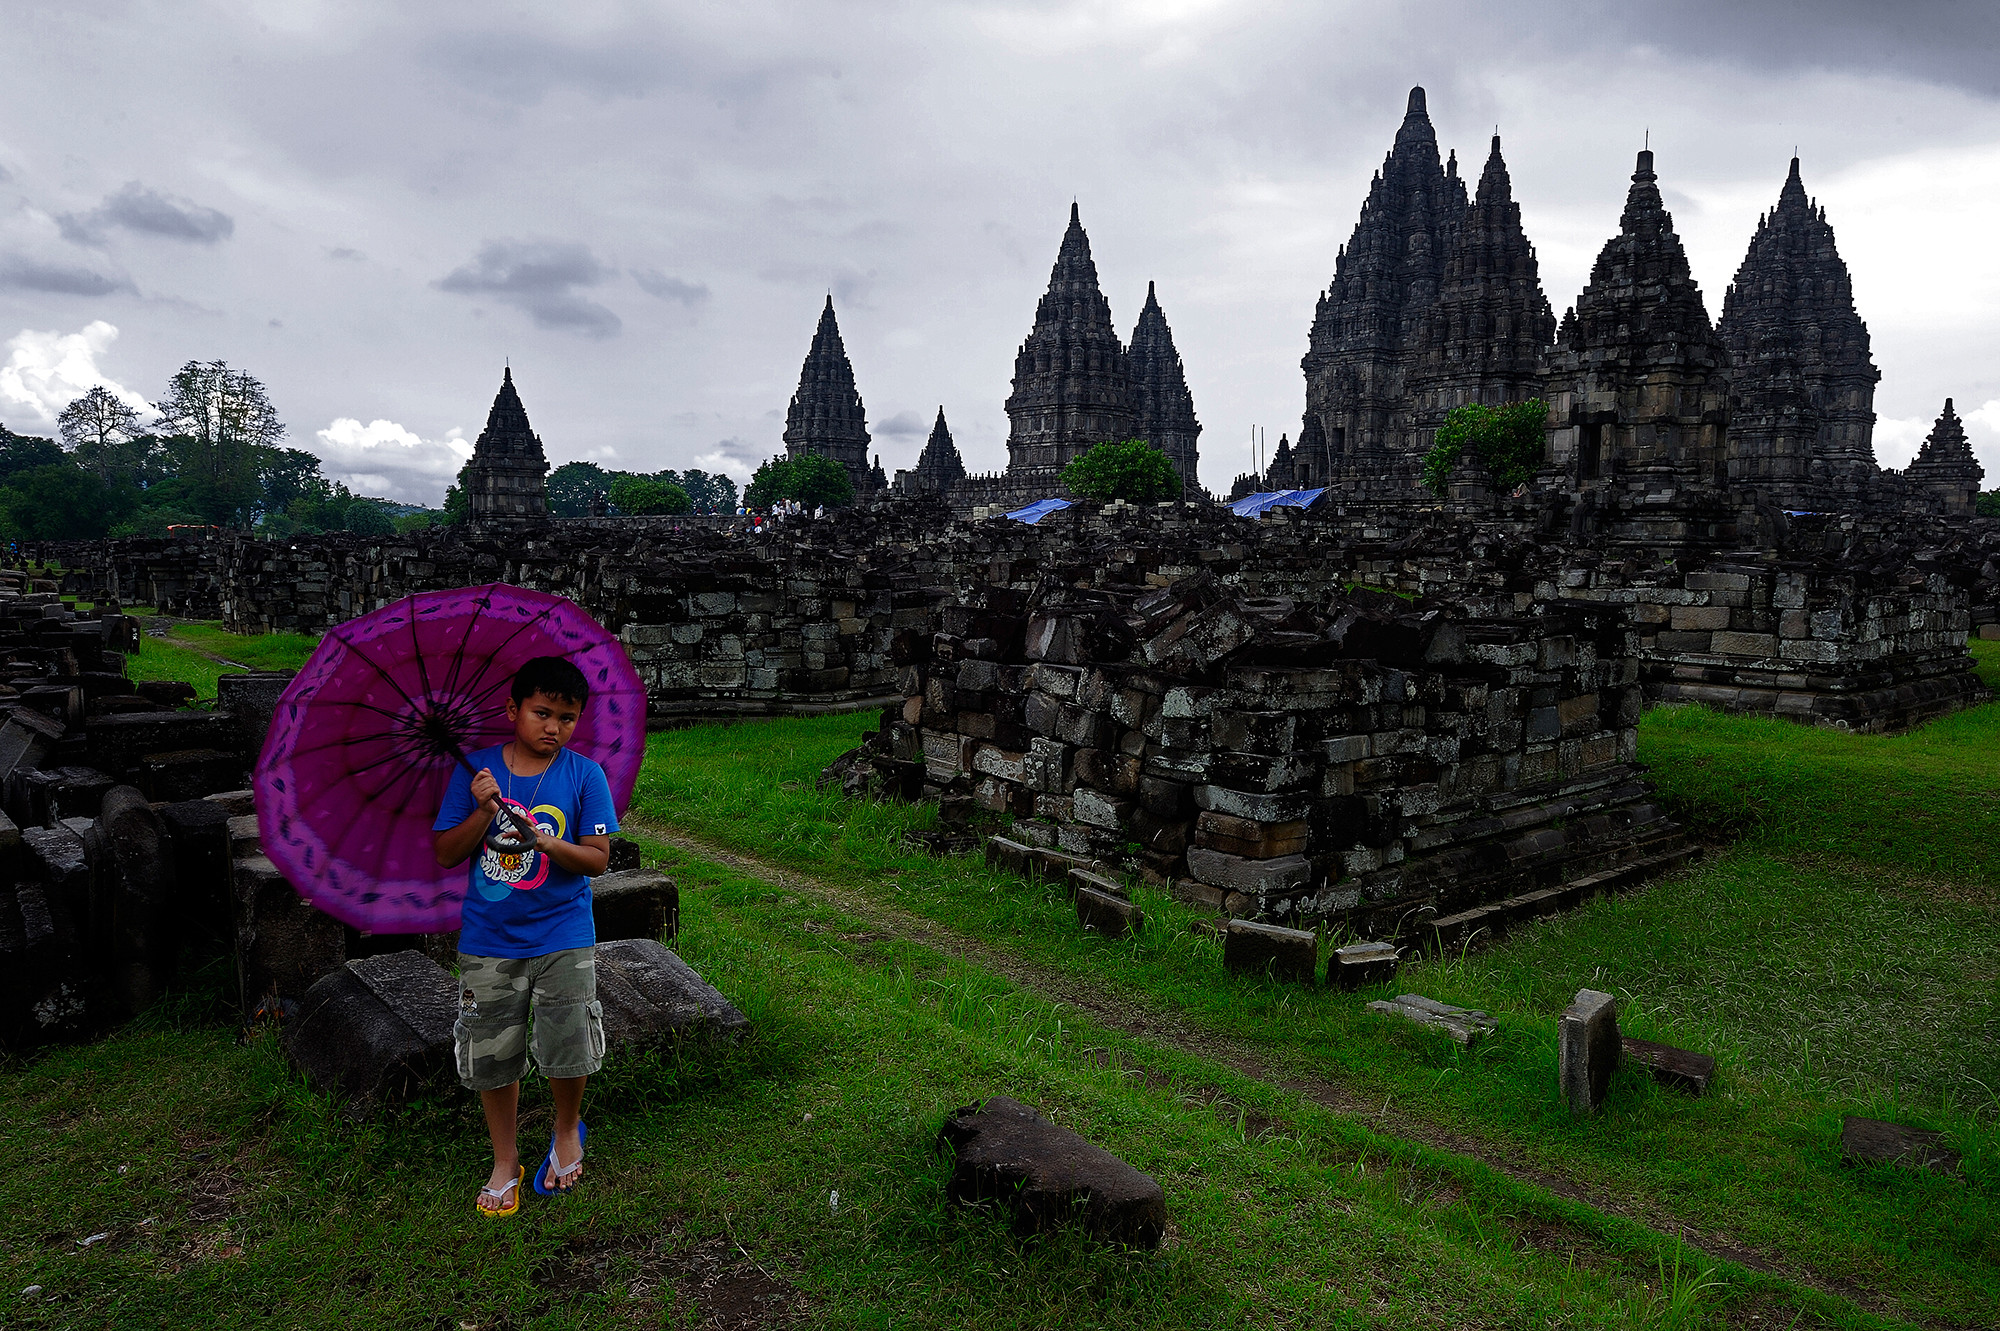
left=283, top=950, right=458, bottom=1116
left=1187, top=847, right=1310, bottom=894
left=1075, top=885, right=1142, bottom=938
left=233, top=853, right=345, bottom=1018
left=205, top=788, right=257, bottom=817
left=1223, top=918, right=1316, bottom=983
left=1367, top=993, right=1496, bottom=1046
left=1559, top=988, right=1620, bottom=1114
left=938, top=1095, right=1165, bottom=1249
left=1065, top=867, right=1125, bottom=901
left=1840, top=1116, right=1961, bottom=1174
left=159, top=799, right=238, bottom=946
left=87, top=710, right=241, bottom=780
left=1620, top=1036, right=1715, bottom=1096
left=1193, top=811, right=1307, bottom=859
left=216, top=671, right=295, bottom=762
left=1330, top=941, right=1399, bottom=991
left=136, top=747, right=242, bottom=802
left=0, top=878, right=93, bottom=1048
left=0, top=706, right=63, bottom=776
left=99, top=786, right=177, bottom=1016
left=591, top=868, right=679, bottom=942
left=594, top=937, right=751, bottom=1051
left=984, top=834, right=1035, bottom=876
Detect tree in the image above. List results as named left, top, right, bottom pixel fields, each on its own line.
left=151, top=360, right=286, bottom=526
left=262, top=447, right=333, bottom=517
left=746, top=454, right=853, bottom=510
left=547, top=461, right=613, bottom=518
left=443, top=462, right=471, bottom=525
left=58, top=386, right=144, bottom=460
left=1977, top=490, right=2000, bottom=519
left=0, top=462, right=127, bottom=539
left=1420, top=399, right=1548, bottom=497
left=607, top=475, right=691, bottom=515
left=344, top=501, right=396, bottom=536
left=0, top=430, right=65, bottom=482
left=1060, top=439, right=1183, bottom=503
left=675, top=467, right=738, bottom=513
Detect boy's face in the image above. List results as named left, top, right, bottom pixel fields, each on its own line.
left=507, top=689, right=583, bottom=758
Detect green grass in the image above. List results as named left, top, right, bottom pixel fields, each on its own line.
left=1, top=644, right=1993, bottom=1327
left=120, top=619, right=321, bottom=702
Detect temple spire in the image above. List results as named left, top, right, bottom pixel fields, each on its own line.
left=1003, top=204, right=1136, bottom=479
left=464, top=365, right=549, bottom=523
left=783, top=295, right=875, bottom=494
left=1129, top=281, right=1202, bottom=485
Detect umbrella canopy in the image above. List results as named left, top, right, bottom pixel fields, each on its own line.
left=254, top=583, right=646, bottom=935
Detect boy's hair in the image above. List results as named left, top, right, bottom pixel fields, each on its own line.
left=510, top=656, right=590, bottom=709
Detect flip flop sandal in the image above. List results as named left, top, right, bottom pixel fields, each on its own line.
left=534, top=1120, right=588, bottom=1197
left=477, top=1166, right=523, bottom=1219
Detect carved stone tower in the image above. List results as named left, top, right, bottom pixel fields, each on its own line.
left=464, top=366, right=549, bottom=523
left=1717, top=157, right=1880, bottom=509
left=1004, top=204, right=1137, bottom=480
left=1903, top=398, right=1984, bottom=516
left=1546, top=150, right=1733, bottom=550
left=783, top=296, right=875, bottom=494
left=1302, top=86, right=1466, bottom=488
left=1128, top=281, right=1202, bottom=486
left=1406, top=134, right=1555, bottom=446
left=910, top=407, right=967, bottom=493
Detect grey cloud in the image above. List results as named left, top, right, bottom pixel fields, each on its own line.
left=875, top=409, right=926, bottom=437
left=0, top=254, right=134, bottom=296
left=326, top=246, right=365, bottom=261
left=436, top=239, right=621, bottom=338
left=59, top=182, right=234, bottom=246
left=632, top=269, right=710, bottom=305
left=757, top=260, right=878, bottom=308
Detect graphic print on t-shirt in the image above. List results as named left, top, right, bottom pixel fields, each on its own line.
left=476, top=798, right=567, bottom=899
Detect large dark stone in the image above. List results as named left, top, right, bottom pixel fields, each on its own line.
left=1559, top=988, right=1620, bottom=1114
left=86, top=710, right=242, bottom=782
left=0, top=707, right=64, bottom=777
left=21, top=824, right=94, bottom=942
left=159, top=799, right=234, bottom=947
left=937, top=1095, right=1166, bottom=1249
left=1223, top=918, right=1316, bottom=983
left=594, top=937, right=750, bottom=1051
left=136, top=748, right=244, bottom=802
left=233, top=852, right=345, bottom=1019
left=0, top=878, right=93, bottom=1048
left=1840, top=1115, right=1961, bottom=1174
left=99, top=785, right=178, bottom=1016
left=282, top=950, right=458, bottom=1116
left=216, top=671, right=294, bottom=763
left=591, top=868, right=679, bottom=942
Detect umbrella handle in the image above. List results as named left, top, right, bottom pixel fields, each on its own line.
left=483, top=801, right=543, bottom=854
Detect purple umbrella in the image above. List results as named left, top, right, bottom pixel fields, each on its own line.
left=253, top=583, right=646, bottom=935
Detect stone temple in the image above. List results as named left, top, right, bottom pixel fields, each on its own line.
left=463, top=366, right=550, bottom=525
left=783, top=295, right=879, bottom=496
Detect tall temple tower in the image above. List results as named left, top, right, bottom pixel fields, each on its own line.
left=1546, top=149, right=1733, bottom=549
left=907, top=407, right=967, bottom=493
left=1128, top=282, right=1202, bottom=486
left=1004, top=204, right=1137, bottom=480
left=1301, top=86, right=1466, bottom=486
left=1717, top=157, right=1879, bottom=508
left=464, top=366, right=549, bottom=523
left=1902, top=398, right=1984, bottom=516
left=783, top=296, right=876, bottom=494
left=1406, top=134, right=1555, bottom=447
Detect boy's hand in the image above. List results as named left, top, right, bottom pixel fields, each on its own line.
left=469, top=767, right=501, bottom=815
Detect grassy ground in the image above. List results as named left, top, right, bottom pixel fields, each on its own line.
left=117, top=616, right=321, bottom=702
left=0, top=644, right=1992, bottom=1328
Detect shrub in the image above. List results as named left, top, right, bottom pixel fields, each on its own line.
left=746, top=454, right=854, bottom=510
left=344, top=502, right=396, bottom=536
left=1421, top=399, right=1548, bottom=497
left=607, top=475, right=693, bottom=515
left=1060, top=439, right=1183, bottom=503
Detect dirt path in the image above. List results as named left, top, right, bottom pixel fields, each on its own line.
left=624, top=813, right=1925, bottom=1329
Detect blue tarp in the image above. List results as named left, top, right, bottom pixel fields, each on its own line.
left=1004, top=497, right=1073, bottom=524
left=1229, top=487, right=1328, bottom=518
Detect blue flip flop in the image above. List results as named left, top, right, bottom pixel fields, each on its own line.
left=533, top=1120, right=587, bottom=1196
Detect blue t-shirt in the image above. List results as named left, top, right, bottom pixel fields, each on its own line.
left=432, top=744, right=619, bottom=959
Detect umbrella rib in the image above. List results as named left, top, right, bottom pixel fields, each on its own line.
left=437, top=584, right=493, bottom=701
left=451, top=598, right=563, bottom=703
left=325, top=626, right=426, bottom=713
left=406, top=592, right=436, bottom=708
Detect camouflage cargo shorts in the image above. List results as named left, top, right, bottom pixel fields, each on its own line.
left=454, top=948, right=606, bottom=1091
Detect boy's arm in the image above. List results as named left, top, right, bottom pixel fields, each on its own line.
left=433, top=767, right=502, bottom=868
left=537, top=832, right=610, bottom=877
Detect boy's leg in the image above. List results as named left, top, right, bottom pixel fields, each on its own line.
left=478, top=1083, right=522, bottom=1209
left=526, top=947, right=605, bottom=1190
left=455, top=954, right=534, bottom=1207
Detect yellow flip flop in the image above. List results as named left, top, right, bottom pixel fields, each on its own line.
left=477, top=1166, right=523, bottom=1219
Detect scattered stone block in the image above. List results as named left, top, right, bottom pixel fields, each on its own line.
left=283, top=950, right=458, bottom=1117
left=1223, top=918, right=1316, bottom=983
left=1186, top=846, right=1311, bottom=894
left=1559, top=988, right=1621, bottom=1114
left=0, top=707, right=63, bottom=776
left=1367, top=993, right=1496, bottom=1046
left=594, top=937, right=751, bottom=1051
left=591, top=868, right=679, bottom=942
left=227, top=813, right=262, bottom=859
left=87, top=710, right=241, bottom=781
left=1065, top=866, right=1126, bottom=901
left=158, top=799, right=233, bottom=945
left=1330, top=940, right=1400, bottom=991
left=205, top=788, right=257, bottom=816
left=1620, top=1036, right=1715, bottom=1096
left=606, top=836, right=642, bottom=873
left=133, top=681, right=197, bottom=709
left=215, top=671, right=294, bottom=761
left=984, top=835, right=1035, bottom=876
left=21, top=824, right=93, bottom=936
left=1192, top=811, right=1307, bottom=859
left=98, top=785, right=177, bottom=1016
left=938, top=1095, right=1166, bottom=1249
left=136, top=748, right=242, bottom=802
left=1075, top=885, right=1142, bottom=938
left=1840, top=1116, right=1961, bottom=1174
left=233, top=852, right=345, bottom=1018
left=1168, top=877, right=1227, bottom=911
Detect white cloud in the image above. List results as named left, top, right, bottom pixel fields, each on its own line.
left=689, top=444, right=756, bottom=485
left=312, top=417, right=474, bottom=506
left=0, top=321, right=151, bottom=429
left=1965, top=399, right=2000, bottom=485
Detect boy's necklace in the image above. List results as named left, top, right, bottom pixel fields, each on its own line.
left=500, top=742, right=557, bottom=828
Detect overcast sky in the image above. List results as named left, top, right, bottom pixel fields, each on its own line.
left=3, top=0, right=1998, bottom=504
